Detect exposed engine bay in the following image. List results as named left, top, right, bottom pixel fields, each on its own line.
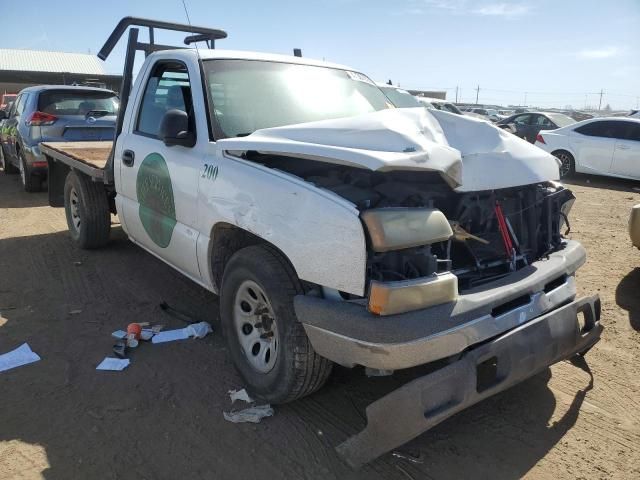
left=244, top=152, right=574, bottom=291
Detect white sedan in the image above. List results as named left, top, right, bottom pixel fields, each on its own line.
left=535, top=117, right=640, bottom=180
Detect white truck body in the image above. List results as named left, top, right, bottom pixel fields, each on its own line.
left=41, top=34, right=602, bottom=467
left=113, top=48, right=560, bottom=298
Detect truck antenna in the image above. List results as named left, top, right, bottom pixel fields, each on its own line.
left=181, top=0, right=206, bottom=54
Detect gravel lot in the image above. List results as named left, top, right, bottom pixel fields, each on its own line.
left=0, top=170, right=638, bottom=480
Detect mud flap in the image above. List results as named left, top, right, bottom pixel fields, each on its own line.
left=336, top=295, right=602, bottom=468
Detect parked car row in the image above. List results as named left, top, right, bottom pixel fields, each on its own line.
left=0, top=86, right=118, bottom=191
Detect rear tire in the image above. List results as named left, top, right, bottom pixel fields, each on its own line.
left=553, top=150, right=575, bottom=179
left=64, top=170, right=111, bottom=249
left=220, top=244, right=332, bottom=404
left=18, top=152, right=41, bottom=191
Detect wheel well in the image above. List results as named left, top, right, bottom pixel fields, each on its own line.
left=209, top=223, right=298, bottom=292
left=551, top=149, right=574, bottom=159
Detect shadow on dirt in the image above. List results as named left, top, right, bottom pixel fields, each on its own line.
left=0, top=228, right=595, bottom=480
left=564, top=174, right=640, bottom=194
left=0, top=170, right=49, bottom=208
left=616, top=267, right=640, bottom=331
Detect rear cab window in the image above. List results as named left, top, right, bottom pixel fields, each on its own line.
left=38, top=90, right=119, bottom=116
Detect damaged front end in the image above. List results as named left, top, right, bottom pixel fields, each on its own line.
left=238, top=151, right=575, bottom=315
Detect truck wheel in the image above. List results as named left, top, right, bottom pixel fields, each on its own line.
left=19, top=153, right=41, bottom=192
left=220, top=244, right=332, bottom=404
left=63, top=170, right=111, bottom=249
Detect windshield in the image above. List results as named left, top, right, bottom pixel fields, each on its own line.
left=38, top=90, right=119, bottom=116
left=486, top=109, right=499, bottom=116
left=547, top=113, right=576, bottom=127
left=204, top=59, right=391, bottom=137
left=380, top=86, right=422, bottom=108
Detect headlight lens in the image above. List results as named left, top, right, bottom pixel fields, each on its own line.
left=361, top=208, right=453, bottom=252
left=368, top=272, right=458, bottom=315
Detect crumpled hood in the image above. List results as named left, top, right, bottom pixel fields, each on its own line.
left=217, top=107, right=560, bottom=192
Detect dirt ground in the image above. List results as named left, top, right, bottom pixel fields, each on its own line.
left=0, top=170, right=638, bottom=480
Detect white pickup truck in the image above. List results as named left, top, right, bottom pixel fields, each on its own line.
left=42, top=18, right=602, bottom=467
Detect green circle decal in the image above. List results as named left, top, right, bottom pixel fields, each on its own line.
left=136, top=153, right=176, bottom=248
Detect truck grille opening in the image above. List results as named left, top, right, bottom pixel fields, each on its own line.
left=544, top=275, right=567, bottom=293
left=491, top=294, right=531, bottom=318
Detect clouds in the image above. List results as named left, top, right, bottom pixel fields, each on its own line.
left=473, top=3, right=531, bottom=17
left=578, top=46, right=623, bottom=59
left=412, top=0, right=532, bottom=17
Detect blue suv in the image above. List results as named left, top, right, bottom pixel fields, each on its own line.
left=0, top=86, right=118, bottom=192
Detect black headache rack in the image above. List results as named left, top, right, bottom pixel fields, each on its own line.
left=101, top=17, right=228, bottom=183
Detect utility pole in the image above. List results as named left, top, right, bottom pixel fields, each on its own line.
left=598, top=89, right=604, bottom=111
left=475, top=85, right=480, bottom=104
left=455, top=85, right=459, bottom=103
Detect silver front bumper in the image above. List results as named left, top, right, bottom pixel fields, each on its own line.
left=296, top=241, right=586, bottom=370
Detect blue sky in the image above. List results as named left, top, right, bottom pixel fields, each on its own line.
left=3, top=0, right=639, bottom=109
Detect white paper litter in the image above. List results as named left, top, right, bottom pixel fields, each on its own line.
left=96, top=357, right=130, bottom=371
left=229, top=388, right=254, bottom=404
left=152, top=322, right=213, bottom=344
left=111, top=330, right=127, bottom=339
left=223, top=405, right=274, bottom=424
left=0, top=343, right=41, bottom=373
left=140, top=329, right=154, bottom=341
left=185, top=321, right=213, bottom=339
left=151, top=328, right=190, bottom=344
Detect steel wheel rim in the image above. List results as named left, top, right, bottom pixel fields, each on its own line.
left=233, top=279, right=278, bottom=373
left=556, top=153, right=571, bottom=178
left=69, top=187, right=81, bottom=232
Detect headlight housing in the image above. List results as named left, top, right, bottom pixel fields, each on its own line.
left=361, top=208, right=453, bottom=252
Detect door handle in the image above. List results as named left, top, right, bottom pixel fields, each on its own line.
left=616, top=144, right=630, bottom=150
left=122, top=149, right=135, bottom=167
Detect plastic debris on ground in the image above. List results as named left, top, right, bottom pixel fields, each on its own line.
left=223, top=405, right=274, bottom=424
left=229, top=388, right=254, bottom=404
left=96, top=357, right=130, bottom=371
left=0, top=343, right=41, bottom=373
left=152, top=322, right=213, bottom=344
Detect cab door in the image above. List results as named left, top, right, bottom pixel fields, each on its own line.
left=114, top=59, right=205, bottom=281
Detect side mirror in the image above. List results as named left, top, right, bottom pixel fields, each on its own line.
left=159, top=109, right=195, bottom=147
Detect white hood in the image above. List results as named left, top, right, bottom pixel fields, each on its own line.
left=217, top=107, right=560, bottom=192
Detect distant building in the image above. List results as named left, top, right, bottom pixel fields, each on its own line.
left=0, top=49, right=121, bottom=95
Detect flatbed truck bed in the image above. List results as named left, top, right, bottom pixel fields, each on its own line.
left=40, top=141, right=112, bottom=181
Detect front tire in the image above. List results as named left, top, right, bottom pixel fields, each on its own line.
left=63, top=171, right=111, bottom=249
left=220, top=244, right=332, bottom=404
left=553, top=150, right=575, bottom=179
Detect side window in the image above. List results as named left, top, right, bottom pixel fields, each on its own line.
left=12, top=94, right=26, bottom=117
left=626, top=123, right=640, bottom=142
left=534, top=115, right=554, bottom=127
left=136, top=61, right=194, bottom=138
left=514, top=114, right=531, bottom=125
left=575, top=121, right=614, bottom=138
